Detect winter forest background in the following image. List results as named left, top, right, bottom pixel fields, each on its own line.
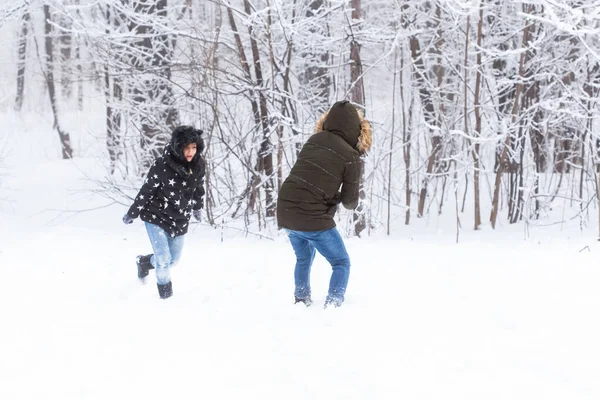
left=1, top=0, right=600, bottom=238
left=3, top=2, right=600, bottom=398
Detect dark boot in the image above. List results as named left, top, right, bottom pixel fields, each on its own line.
left=294, top=296, right=312, bottom=307
left=157, top=282, right=173, bottom=299
left=136, top=254, right=154, bottom=280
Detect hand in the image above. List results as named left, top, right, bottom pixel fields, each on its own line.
left=122, top=213, right=135, bottom=225
left=326, top=191, right=342, bottom=206
left=192, top=209, right=201, bottom=222
left=332, top=191, right=341, bottom=204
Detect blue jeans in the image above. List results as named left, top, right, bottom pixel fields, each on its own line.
left=286, top=227, right=351, bottom=303
left=144, top=222, right=185, bottom=285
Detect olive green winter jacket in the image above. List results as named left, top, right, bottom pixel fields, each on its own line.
left=276, top=100, right=372, bottom=231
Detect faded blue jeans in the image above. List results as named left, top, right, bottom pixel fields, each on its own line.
left=286, top=227, right=351, bottom=304
left=144, top=222, right=185, bottom=285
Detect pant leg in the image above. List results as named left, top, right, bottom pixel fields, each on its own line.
left=144, top=222, right=172, bottom=285
left=167, top=234, right=185, bottom=267
left=310, top=227, right=350, bottom=303
left=287, top=229, right=316, bottom=299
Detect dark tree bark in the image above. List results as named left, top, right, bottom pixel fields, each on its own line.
left=490, top=8, right=534, bottom=229
left=15, top=12, right=30, bottom=111
left=349, top=0, right=368, bottom=237
left=43, top=5, right=73, bottom=159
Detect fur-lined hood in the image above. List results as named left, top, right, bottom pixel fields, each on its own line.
left=315, top=101, right=372, bottom=154
left=164, top=125, right=205, bottom=177
left=170, top=125, right=205, bottom=159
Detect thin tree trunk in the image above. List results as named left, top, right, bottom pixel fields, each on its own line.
left=304, top=0, right=331, bottom=115
left=104, top=5, right=120, bottom=174
left=265, top=0, right=298, bottom=191
left=388, top=47, right=398, bottom=235
left=59, top=14, right=73, bottom=99
left=15, top=12, right=30, bottom=111
left=225, top=5, right=262, bottom=213
left=463, top=15, right=471, bottom=226
left=400, top=5, right=411, bottom=225
left=43, top=5, right=73, bottom=159
left=405, top=98, right=413, bottom=226
left=243, top=0, right=275, bottom=218
left=75, top=0, right=83, bottom=110
left=409, top=34, right=442, bottom=218
left=490, top=10, right=534, bottom=228
left=349, top=0, right=367, bottom=237
left=472, top=6, right=483, bottom=229
left=126, top=0, right=176, bottom=165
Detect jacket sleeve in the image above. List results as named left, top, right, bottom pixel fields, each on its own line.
left=340, top=154, right=362, bottom=210
left=126, top=161, right=161, bottom=219
left=192, top=158, right=206, bottom=210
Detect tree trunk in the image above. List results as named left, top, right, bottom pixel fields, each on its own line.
left=490, top=10, right=534, bottom=228
left=15, top=12, right=30, bottom=111
left=43, top=5, right=73, bottom=159
left=59, top=13, right=73, bottom=99
left=75, top=0, right=83, bottom=110
left=225, top=5, right=263, bottom=214
left=388, top=47, right=398, bottom=235
left=472, top=6, right=483, bottom=230
left=349, top=0, right=367, bottom=237
left=303, top=0, right=331, bottom=115
left=399, top=4, right=411, bottom=225
left=127, top=0, right=177, bottom=165
left=104, top=5, right=121, bottom=174
left=409, top=34, right=441, bottom=218
left=243, top=0, right=276, bottom=218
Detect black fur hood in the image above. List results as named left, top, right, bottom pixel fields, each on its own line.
left=170, top=125, right=205, bottom=162
left=164, top=125, right=206, bottom=178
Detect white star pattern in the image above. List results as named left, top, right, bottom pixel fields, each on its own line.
left=125, top=152, right=204, bottom=237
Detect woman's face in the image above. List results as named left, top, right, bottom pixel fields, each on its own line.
left=183, top=143, right=197, bottom=162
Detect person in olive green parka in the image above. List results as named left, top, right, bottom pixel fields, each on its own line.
left=277, top=100, right=372, bottom=308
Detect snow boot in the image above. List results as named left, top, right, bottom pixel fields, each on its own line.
left=136, top=254, right=154, bottom=280
left=324, top=296, right=342, bottom=309
left=294, top=296, right=312, bottom=307
left=157, top=282, right=173, bottom=299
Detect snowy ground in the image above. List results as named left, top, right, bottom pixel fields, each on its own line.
left=1, top=154, right=600, bottom=399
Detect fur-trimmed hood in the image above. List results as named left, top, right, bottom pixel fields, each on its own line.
left=170, top=125, right=205, bottom=162
left=315, top=101, right=372, bottom=154
left=164, top=125, right=206, bottom=177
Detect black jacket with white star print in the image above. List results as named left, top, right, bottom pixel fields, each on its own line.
left=127, top=145, right=205, bottom=237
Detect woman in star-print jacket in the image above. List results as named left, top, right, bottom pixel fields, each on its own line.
left=123, top=125, right=205, bottom=299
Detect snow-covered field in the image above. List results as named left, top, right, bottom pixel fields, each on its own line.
left=1, top=131, right=600, bottom=399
